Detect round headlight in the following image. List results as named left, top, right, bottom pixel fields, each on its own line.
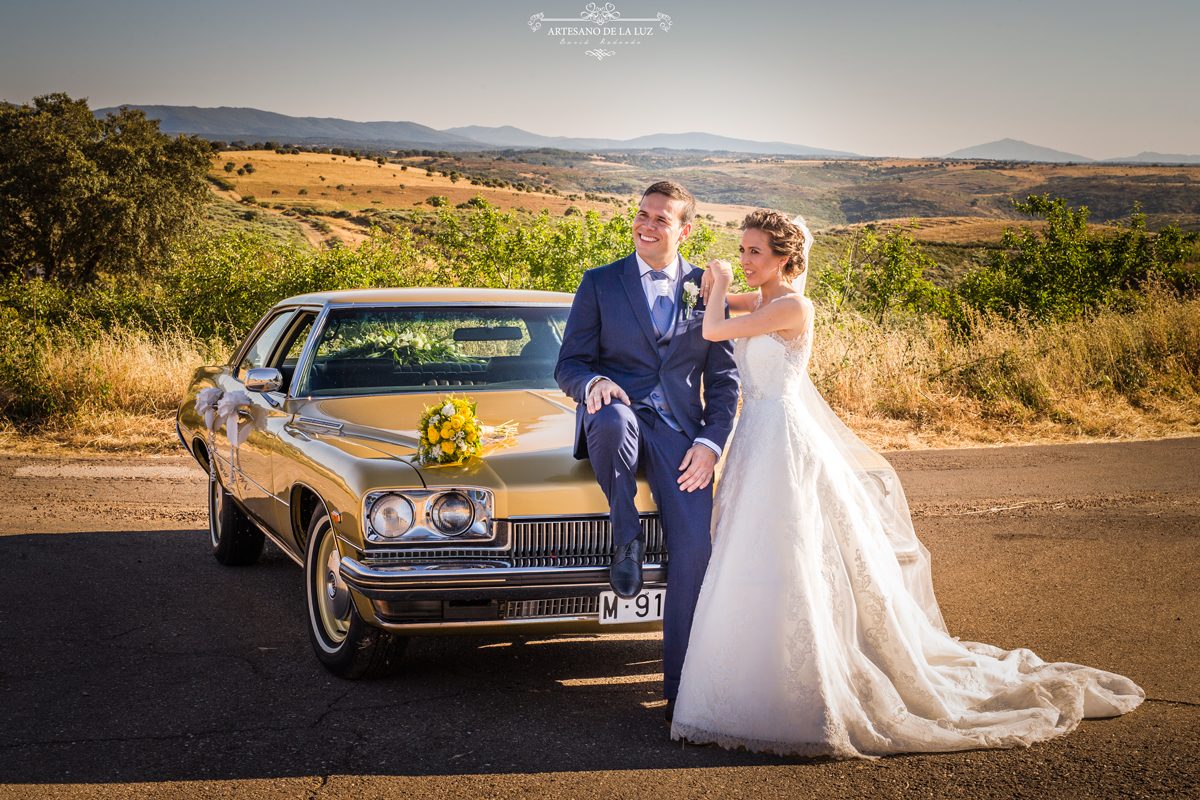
left=430, top=492, right=474, bottom=536
left=369, top=494, right=414, bottom=540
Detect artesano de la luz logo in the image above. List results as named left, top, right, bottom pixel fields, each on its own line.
left=529, top=3, right=672, bottom=61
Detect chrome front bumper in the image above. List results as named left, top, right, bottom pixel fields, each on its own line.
left=339, top=557, right=667, bottom=601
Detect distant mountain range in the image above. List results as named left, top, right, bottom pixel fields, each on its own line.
left=944, top=137, right=1200, bottom=165
left=93, top=106, right=1199, bottom=163
left=94, top=105, right=857, bottom=156
left=442, top=125, right=858, bottom=156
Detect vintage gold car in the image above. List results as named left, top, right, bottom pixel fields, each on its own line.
left=176, top=288, right=666, bottom=679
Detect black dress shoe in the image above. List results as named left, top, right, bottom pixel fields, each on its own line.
left=664, top=698, right=676, bottom=725
left=609, top=532, right=646, bottom=599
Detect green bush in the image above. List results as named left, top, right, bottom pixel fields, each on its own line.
left=164, top=230, right=433, bottom=337
left=433, top=200, right=714, bottom=293
left=953, top=196, right=1199, bottom=320
left=0, top=274, right=178, bottom=345
left=813, top=222, right=942, bottom=324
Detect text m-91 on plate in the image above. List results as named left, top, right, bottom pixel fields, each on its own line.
left=599, top=589, right=665, bottom=624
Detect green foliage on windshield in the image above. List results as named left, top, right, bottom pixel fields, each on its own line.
left=319, top=325, right=481, bottom=364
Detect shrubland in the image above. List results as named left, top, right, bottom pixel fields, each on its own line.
left=0, top=95, right=1197, bottom=452
left=1, top=193, right=1197, bottom=453
left=0, top=202, right=716, bottom=449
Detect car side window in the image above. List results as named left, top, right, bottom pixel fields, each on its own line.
left=237, top=311, right=294, bottom=381
left=269, top=312, right=317, bottom=393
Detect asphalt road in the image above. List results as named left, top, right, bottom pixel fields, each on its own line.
left=1, top=439, right=1198, bottom=799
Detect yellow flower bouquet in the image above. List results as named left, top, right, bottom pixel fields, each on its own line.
left=415, top=394, right=517, bottom=467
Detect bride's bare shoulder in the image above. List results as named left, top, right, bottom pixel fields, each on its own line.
left=773, top=292, right=813, bottom=319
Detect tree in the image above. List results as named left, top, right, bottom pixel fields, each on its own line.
left=0, top=94, right=213, bottom=285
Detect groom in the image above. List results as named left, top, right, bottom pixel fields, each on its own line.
left=555, top=180, right=739, bottom=719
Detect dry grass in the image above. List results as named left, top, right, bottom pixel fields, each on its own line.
left=214, top=151, right=617, bottom=216
left=0, top=327, right=227, bottom=454
left=811, top=287, right=1200, bottom=451
left=4, top=293, right=1199, bottom=455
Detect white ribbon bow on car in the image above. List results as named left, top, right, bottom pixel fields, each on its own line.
left=195, top=389, right=268, bottom=480
left=195, top=387, right=224, bottom=432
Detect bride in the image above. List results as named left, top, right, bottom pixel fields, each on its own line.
left=671, top=210, right=1144, bottom=758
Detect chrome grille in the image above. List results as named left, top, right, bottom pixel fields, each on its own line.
left=509, top=515, right=665, bottom=568
left=362, top=549, right=504, bottom=565
left=502, top=597, right=600, bottom=619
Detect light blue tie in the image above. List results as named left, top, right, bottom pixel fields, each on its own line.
left=649, top=270, right=673, bottom=336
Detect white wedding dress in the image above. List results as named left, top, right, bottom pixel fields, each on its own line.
left=671, top=311, right=1144, bottom=759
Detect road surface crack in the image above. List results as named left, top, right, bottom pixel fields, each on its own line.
left=1144, top=697, right=1200, bottom=708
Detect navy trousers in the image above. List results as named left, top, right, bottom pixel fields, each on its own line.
left=583, top=402, right=713, bottom=700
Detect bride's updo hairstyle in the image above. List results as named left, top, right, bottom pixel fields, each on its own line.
left=741, top=210, right=813, bottom=280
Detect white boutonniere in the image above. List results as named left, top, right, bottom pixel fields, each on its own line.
left=682, top=281, right=700, bottom=317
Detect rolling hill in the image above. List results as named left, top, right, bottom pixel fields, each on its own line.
left=95, top=105, right=857, bottom=156
left=93, top=105, right=478, bottom=148
left=1101, top=152, right=1200, bottom=165
left=944, top=138, right=1094, bottom=163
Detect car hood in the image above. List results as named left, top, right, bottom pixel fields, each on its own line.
left=293, top=390, right=654, bottom=518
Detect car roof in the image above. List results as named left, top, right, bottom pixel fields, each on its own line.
left=278, top=287, right=575, bottom=307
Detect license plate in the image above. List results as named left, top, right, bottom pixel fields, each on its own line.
left=599, top=589, right=665, bottom=624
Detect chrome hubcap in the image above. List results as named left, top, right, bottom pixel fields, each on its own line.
left=321, top=538, right=352, bottom=626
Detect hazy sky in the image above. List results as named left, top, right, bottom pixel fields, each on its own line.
left=2, top=0, right=1198, bottom=158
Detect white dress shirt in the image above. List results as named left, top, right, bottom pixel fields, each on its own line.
left=635, top=252, right=680, bottom=309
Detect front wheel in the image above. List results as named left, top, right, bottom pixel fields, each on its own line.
left=305, top=507, right=408, bottom=679
left=209, top=466, right=264, bottom=566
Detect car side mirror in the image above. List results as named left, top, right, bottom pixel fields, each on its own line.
left=245, top=367, right=283, bottom=394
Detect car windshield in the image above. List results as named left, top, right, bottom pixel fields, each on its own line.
left=296, top=305, right=569, bottom=397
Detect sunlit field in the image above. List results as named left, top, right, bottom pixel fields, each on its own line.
left=212, top=150, right=620, bottom=215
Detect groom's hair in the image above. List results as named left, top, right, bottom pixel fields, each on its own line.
left=642, top=180, right=696, bottom=227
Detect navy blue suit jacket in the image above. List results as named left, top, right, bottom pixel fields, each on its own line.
left=555, top=254, right=740, bottom=461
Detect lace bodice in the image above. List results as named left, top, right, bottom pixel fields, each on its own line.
left=733, top=327, right=813, bottom=403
